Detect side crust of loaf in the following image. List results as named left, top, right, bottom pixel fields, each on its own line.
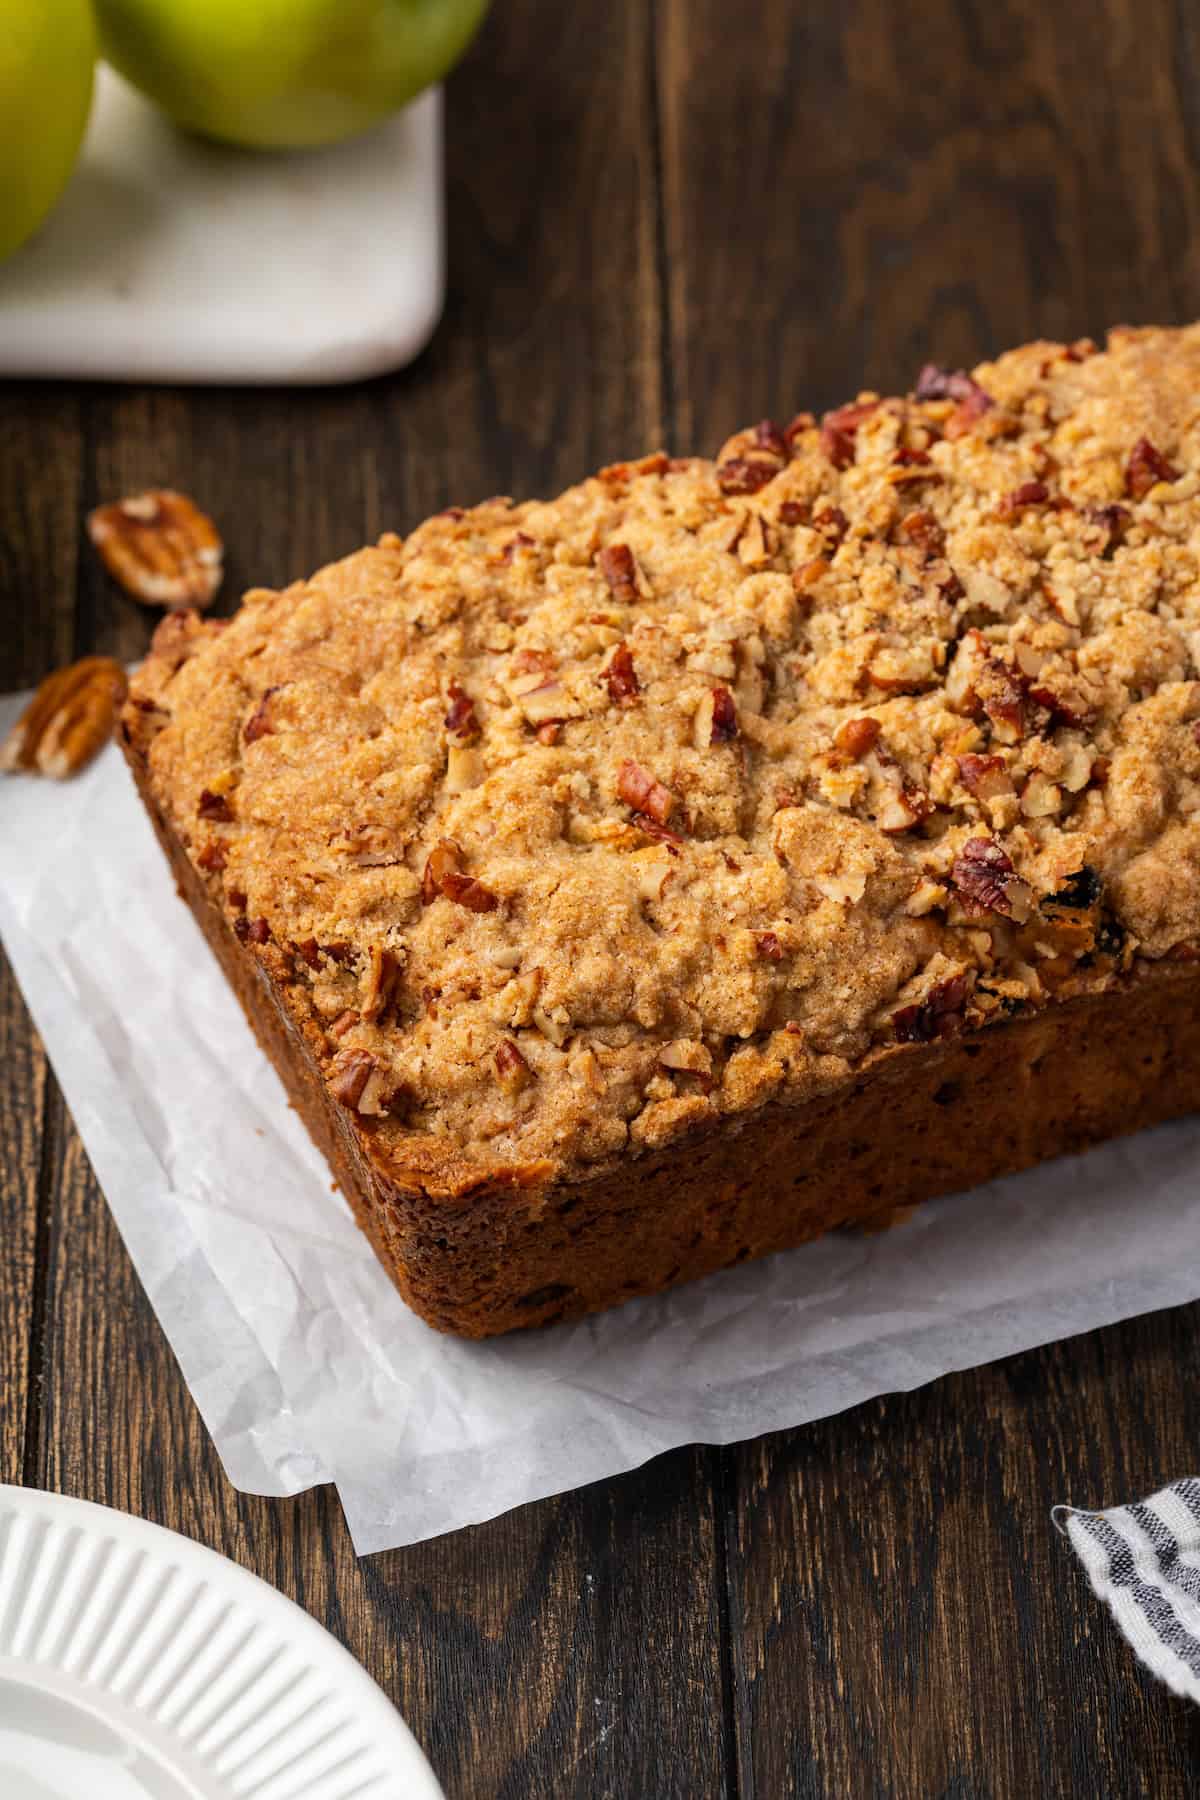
left=127, top=733, right=1200, bottom=1337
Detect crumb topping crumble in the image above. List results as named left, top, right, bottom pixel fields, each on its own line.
left=124, top=324, right=1200, bottom=1187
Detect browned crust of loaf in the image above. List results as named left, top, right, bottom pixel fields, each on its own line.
left=393, top=967, right=1200, bottom=1335
left=123, top=727, right=402, bottom=1280
left=123, top=709, right=1200, bottom=1336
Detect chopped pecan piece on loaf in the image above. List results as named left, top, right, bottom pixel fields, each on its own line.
left=602, top=643, right=640, bottom=705
left=950, top=837, right=1032, bottom=920
left=494, top=1039, right=533, bottom=1093
left=1125, top=436, right=1178, bottom=500
left=597, top=543, right=646, bottom=602
left=617, top=759, right=676, bottom=823
left=693, top=686, right=739, bottom=747
left=421, top=839, right=498, bottom=913
left=892, top=971, right=970, bottom=1043
left=444, top=680, right=481, bottom=741
left=716, top=457, right=775, bottom=494
left=329, top=1048, right=394, bottom=1115
left=243, top=686, right=282, bottom=744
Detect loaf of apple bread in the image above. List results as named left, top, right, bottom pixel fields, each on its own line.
left=120, top=324, right=1200, bottom=1336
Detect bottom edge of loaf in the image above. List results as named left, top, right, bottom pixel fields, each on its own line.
left=124, top=736, right=1200, bottom=1339
left=378, top=964, right=1200, bottom=1335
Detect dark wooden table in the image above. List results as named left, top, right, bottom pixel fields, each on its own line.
left=6, top=1, right=1200, bottom=1792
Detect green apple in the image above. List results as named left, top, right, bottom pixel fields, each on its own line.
left=0, top=0, right=95, bottom=260
left=94, top=0, right=489, bottom=150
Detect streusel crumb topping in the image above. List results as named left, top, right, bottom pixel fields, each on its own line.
left=125, top=324, right=1200, bottom=1190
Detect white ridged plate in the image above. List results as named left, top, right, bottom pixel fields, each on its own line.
left=0, top=1487, right=444, bottom=1800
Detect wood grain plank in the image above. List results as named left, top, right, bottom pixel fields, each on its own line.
left=0, top=388, right=84, bottom=684
left=0, top=388, right=83, bottom=1485
left=657, top=0, right=1200, bottom=453
left=15, top=4, right=729, bottom=1797
left=722, top=1308, right=1200, bottom=1798
left=0, top=966, right=46, bottom=1486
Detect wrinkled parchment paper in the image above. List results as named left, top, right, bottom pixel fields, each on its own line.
left=3, top=692, right=1200, bottom=1552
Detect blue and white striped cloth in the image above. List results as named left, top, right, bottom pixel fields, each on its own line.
left=1056, top=1481, right=1200, bottom=1702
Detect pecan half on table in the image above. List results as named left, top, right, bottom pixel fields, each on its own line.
left=87, top=489, right=223, bottom=609
left=1, top=656, right=128, bottom=779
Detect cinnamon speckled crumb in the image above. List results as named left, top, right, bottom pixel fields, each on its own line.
left=122, top=323, right=1200, bottom=1190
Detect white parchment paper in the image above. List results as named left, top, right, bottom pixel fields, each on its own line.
left=3, top=691, right=1200, bottom=1553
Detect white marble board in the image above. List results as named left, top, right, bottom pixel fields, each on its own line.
left=0, top=66, right=443, bottom=386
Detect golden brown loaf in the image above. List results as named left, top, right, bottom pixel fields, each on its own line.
left=121, top=324, right=1200, bottom=1335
